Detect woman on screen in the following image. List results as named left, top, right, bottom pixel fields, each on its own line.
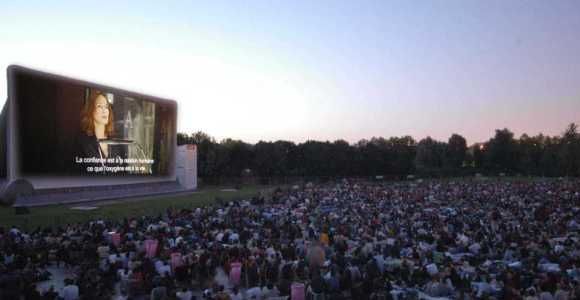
left=76, top=89, right=126, bottom=174
left=78, top=89, right=115, bottom=159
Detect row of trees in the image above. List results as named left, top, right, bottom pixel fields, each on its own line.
left=177, top=123, right=580, bottom=182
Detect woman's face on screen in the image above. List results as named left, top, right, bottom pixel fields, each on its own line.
left=93, top=94, right=110, bottom=126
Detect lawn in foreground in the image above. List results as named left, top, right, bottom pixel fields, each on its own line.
left=0, top=185, right=275, bottom=231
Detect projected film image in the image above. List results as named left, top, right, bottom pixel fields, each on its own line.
left=13, top=68, right=176, bottom=177
left=76, top=89, right=156, bottom=175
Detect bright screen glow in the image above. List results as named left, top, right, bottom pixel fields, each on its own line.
left=10, top=66, right=176, bottom=177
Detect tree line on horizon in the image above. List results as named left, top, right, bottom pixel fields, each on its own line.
left=177, top=123, right=580, bottom=183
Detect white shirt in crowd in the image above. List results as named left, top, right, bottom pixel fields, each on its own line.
left=245, top=286, right=262, bottom=299
left=230, top=291, right=244, bottom=300
left=62, top=284, right=79, bottom=300
left=155, top=260, right=171, bottom=277
left=176, top=289, right=193, bottom=300
left=97, top=245, right=110, bottom=259
left=539, top=291, right=554, bottom=300
left=109, top=253, right=119, bottom=264
left=118, top=269, right=132, bottom=282
left=261, top=286, right=280, bottom=298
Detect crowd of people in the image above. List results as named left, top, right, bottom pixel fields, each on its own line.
left=1, top=177, right=580, bottom=299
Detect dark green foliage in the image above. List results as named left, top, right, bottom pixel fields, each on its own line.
left=178, top=123, right=580, bottom=180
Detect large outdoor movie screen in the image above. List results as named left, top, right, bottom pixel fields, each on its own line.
left=9, top=66, right=176, bottom=177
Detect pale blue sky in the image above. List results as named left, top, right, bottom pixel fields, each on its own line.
left=1, top=1, right=579, bottom=144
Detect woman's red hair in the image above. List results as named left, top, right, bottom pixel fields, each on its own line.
left=80, top=89, right=114, bottom=136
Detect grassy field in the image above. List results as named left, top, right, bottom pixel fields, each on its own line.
left=0, top=185, right=275, bottom=231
